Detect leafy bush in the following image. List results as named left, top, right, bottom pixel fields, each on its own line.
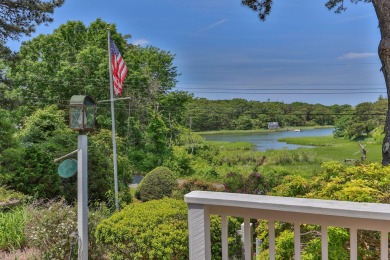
left=25, top=199, right=109, bottom=259
left=25, top=199, right=77, bottom=259
left=371, top=126, right=384, bottom=144
left=0, top=144, right=63, bottom=199
left=0, top=206, right=28, bottom=251
left=135, top=166, right=177, bottom=202
left=95, top=198, right=242, bottom=260
left=172, top=178, right=222, bottom=199
left=224, top=172, right=269, bottom=195
left=270, top=175, right=310, bottom=197
left=163, top=146, right=194, bottom=176
left=0, top=186, right=26, bottom=205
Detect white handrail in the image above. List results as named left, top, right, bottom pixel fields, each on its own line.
left=185, top=191, right=390, bottom=260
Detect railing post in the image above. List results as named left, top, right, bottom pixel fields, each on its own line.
left=188, top=203, right=211, bottom=260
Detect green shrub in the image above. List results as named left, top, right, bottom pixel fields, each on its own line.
left=271, top=175, right=310, bottom=197
left=95, top=198, right=242, bottom=260
left=0, top=186, right=26, bottom=207
left=163, top=146, right=194, bottom=176
left=25, top=199, right=77, bottom=259
left=224, top=172, right=269, bottom=195
left=25, top=199, right=108, bottom=259
left=135, top=166, right=177, bottom=202
left=105, top=188, right=133, bottom=210
left=0, top=206, right=28, bottom=251
left=172, top=178, right=222, bottom=199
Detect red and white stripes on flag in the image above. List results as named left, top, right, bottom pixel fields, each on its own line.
left=110, top=38, right=128, bottom=95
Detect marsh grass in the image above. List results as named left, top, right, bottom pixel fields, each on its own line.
left=206, top=141, right=254, bottom=150
left=191, top=135, right=382, bottom=181
left=279, top=136, right=382, bottom=162
left=0, top=207, right=27, bottom=251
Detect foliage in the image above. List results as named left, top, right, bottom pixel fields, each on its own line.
left=95, top=198, right=242, bottom=260
left=0, top=0, right=64, bottom=42
left=96, top=198, right=188, bottom=260
left=17, top=105, right=74, bottom=144
left=0, top=144, right=63, bottom=199
left=25, top=199, right=109, bottom=260
left=172, top=178, right=223, bottom=199
left=0, top=186, right=25, bottom=204
left=188, top=98, right=350, bottom=132
left=267, top=148, right=317, bottom=165
left=0, top=206, right=28, bottom=251
left=302, top=226, right=349, bottom=260
left=332, top=100, right=386, bottom=140
left=0, top=106, right=133, bottom=203
left=25, top=199, right=77, bottom=259
left=257, top=225, right=349, bottom=260
left=371, top=126, right=385, bottom=145
left=0, top=109, right=17, bottom=151
left=88, top=129, right=133, bottom=203
left=135, top=166, right=177, bottom=202
left=163, top=145, right=194, bottom=177
left=210, top=215, right=242, bottom=260
left=271, top=175, right=310, bottom=197
left=9, top=18, right=185, bottom=175
left=224, top=172, right=269, bottom=195
left=0, top=0, right=64, bottom=61
left=258, top=162, right=390, bottom=259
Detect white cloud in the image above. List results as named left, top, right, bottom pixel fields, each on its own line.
left=131, top=39, right=150, bottom=46
left=337, top=52, right=377, bottom=60
left=195, top=18, right=228, bottom=34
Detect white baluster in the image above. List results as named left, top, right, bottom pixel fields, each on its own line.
left=294, top=223, right=301, bottom=260
left=350, top=227, right=357, bottom=260
left=221, top=215, right=228, bottom=260
left=269, top=220, right=275, bottom=260
left=380, top=230, right=389, bottom=260
left=321, top=225, right=328, bottom=260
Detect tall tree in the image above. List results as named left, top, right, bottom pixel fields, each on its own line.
left=0, top=0, right=64, bottom=59
left=241, top=0, right=390, bottom=165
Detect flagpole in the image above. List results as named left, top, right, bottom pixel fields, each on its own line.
left=107, top=27, right=120, bottom=211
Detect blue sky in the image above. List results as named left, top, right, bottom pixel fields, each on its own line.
left=7, top=0, right=384, bottom=106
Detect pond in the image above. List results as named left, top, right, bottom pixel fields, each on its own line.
left=200, top=128, right=334, bottom=151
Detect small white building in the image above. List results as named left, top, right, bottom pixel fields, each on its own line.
left=267, top=122, right=279, bottom=129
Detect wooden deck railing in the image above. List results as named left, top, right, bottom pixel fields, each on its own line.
left=184, top=191, right=390, bottom=260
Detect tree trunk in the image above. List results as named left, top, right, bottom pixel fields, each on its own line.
left=372, top=1, right=390, bottom=165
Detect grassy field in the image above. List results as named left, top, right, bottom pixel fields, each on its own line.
left=279, top=136, right=382, bottom=162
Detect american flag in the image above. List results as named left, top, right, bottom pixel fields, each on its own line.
left=110, top=38, right=128, bottom=95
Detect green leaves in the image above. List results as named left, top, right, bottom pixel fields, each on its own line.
left=135, top=167, right=177, bottom=202
left=96, top=198, right=242, bottom=260
left=0, top=0, right=64, bottom=42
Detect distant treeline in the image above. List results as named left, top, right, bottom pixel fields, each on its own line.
left=186, top=97, right=387, bottom=138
